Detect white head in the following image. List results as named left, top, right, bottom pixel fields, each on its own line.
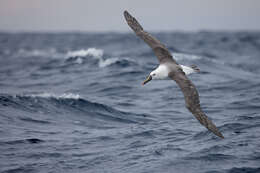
left=142, top=65, right=169, bottom=85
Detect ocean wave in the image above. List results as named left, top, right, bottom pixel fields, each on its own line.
left=226, top=167, right=260, bottom=173
left=172, top=53, right=202, bottom=61
left=13, top=48, right=206, bottom=69
left=0, top=138, right=44, bottom=145
left=99, top=57, right=122, bottom=68
left=12, top=47, right=134, bottom=68
left=65, top=48, right=135, bottom=67
left=14, top=48, right=63, bottom=58
left=66, top=48, right=104, bottom=58
left=28, top=92, right=81, bottom=100
left=1, top=32, right=260, bottom=172
left=185, top=153, right=235, bottom=161
left=0, top=93, right=149, bottom=124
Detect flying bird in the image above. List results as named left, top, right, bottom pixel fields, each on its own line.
left=124, top=10, right=224, bottom=138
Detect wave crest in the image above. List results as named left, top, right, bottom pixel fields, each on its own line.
left=66, top=48, right=103, bottom=58
left=65, top=48, right=134, bottom=68
left=28, top=92, right=81, bottom=100
left=0, top=93, right=149, bottom=124
left=172, top=53, right=202, bottom=61
left=12, top=48, right=134, bottom=68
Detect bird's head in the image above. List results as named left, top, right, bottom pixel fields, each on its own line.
left=142, top=65, right=169, bottom=85
left=142, top=70, right=158, bottom=85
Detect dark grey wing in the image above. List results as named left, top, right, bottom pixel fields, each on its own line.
left=169, top=70, right=224, bottom=138
left=124, top=10, right=177, bottom=64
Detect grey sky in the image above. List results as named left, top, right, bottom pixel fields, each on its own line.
left=0, top=0, right=260, bottom=32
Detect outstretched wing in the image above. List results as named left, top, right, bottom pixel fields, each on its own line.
left=124, top=10, right=177, bottom=64
left=169, top=70, right=224, bottom=138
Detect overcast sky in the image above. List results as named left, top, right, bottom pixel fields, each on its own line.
left=0, top=0, right=260, bottom=32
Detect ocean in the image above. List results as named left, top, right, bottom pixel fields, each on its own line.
left=0, top=32, right=260, bottom=173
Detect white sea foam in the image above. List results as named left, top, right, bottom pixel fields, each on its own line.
left=15, top=48, right=63, bottom=58
left=65, top=48, right=104, bottom=65
left=66, top=48, right=103, bottom=59
left=172, top=53, right=202, bottom=61
left=75, top=58, right=83, bottom=64
left=14, top=47, right=131, bottom=68
left=65, top=48, right=131, bottom=67
left=99, top=57, right=120, bottom=68
left=27, top=93, right=81, bottom=100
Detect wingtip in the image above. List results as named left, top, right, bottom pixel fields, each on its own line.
left=123, top=10, right=130, bottom=18
left=218, top=132, right=225, bottom=139
left=213, top=129, right=224, bottom=139
left=123, top=10, right=144, bottom=32
left=217, top=133, right=224, bottom=139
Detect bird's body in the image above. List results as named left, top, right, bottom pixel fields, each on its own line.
left=151, top=64, right=199, bottom=80
left=150, top=64, right=170, bottom=80
left=124, top=10, right=224, bottom=138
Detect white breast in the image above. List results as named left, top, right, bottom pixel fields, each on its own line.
left=151, top=64, right=170, bottom=80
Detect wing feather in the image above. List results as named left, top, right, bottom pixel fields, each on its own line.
left=170, top=70, right=224, bottom=138
left=124, top=11, right=177, bottom=64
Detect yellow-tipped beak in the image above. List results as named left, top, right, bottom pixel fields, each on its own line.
left=142, top=75, right=152, bottom=85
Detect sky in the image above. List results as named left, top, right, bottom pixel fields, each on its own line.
left=0, top=0, right=260, bottom=32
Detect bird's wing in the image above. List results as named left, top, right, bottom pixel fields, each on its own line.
left=124, top=10, right=177, bottom=64
left=169, top=69, right=224, bottom=138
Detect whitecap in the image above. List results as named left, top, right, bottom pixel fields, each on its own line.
left=172, top=53, right=202, bottom=61
left=27, top=92, right=81, bottom=100
left=14, top=48, right=63, bottom=58
left=65, top=48, right=133, bottom=68
left=65, top=48, right=104, bottom=65
left=66, top=48, right=103, bottom=59
left=75, top=57, right=84, bottom=64
left=99, top=57, right=120, bottom=68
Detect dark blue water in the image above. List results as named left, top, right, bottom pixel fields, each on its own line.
left=0, top=32, right=260, bottom=173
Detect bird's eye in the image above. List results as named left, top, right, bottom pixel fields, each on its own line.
left=153, top=74, right=156, bottom=76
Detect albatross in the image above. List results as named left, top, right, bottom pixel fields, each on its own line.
left=124, top=10, right=224, bottom=138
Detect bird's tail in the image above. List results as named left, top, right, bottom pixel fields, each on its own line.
left=190, top=64, right=200, bottom=72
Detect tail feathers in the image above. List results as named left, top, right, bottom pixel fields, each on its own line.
left=190, top=64, right=200, bottom=72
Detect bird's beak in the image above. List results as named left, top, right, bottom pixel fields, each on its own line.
left=142, top=75, right=152, bottom=85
